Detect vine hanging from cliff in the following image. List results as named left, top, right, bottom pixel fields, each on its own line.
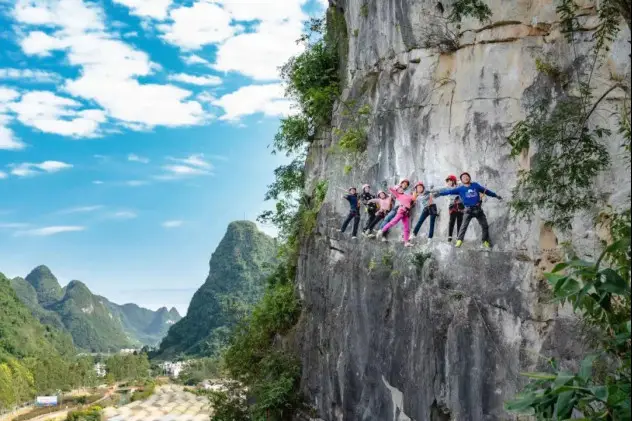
left=507, top=0, right=630, bottom=228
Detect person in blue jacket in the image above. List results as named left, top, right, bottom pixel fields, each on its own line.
left=340, top=187, right=361, bottom=239
left=435, top=172, right=502, bottom=248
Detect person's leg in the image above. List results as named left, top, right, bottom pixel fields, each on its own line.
left=413, top=208, right=429, bottom=236
left=382, top=211, right=403, bottom=232
left=448, top=212, right=456, bottom=239
left=341, top=211, right=353, bottom=232
left=364, top=211, right=376, bottom=232
left=456, top=212, right=463, bottom=235
left=475, top=208, right=490, bottom=243
left=428, top=214, right=436, bottom=238
left=457, top=209, right=474, bottom=241
left=367, top=213, right=384, bottom=231
left=402, top=214, right=411, bottom=242
left=352, top=212, right=360, bottom=237
left=380, top=209, right=395, bottom=229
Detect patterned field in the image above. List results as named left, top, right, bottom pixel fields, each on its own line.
left=103, top=385, right=210, bottom=421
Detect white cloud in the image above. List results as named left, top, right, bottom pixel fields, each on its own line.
left=0, top=88, right=26, bottom=150
left=111, top=211, right=137, bottom=219
left=0, top=171, right=7, bottom=179
left=9, top=91, right=106, bottom=137
left=125, top=180, right=149, bottom=186
left=59, top=205, right=103, bottom=214
left=14, top=0, right=104, bottom=33
left=213, top=83, right=293, bottom=120
left=162, top=220, right=183, bottom=228
left=66, top=77, right=204, bottom=128
left=15, top=225, right=85, bottom=236
left=213, top=20, right=304, bottom=80
left=219, top=0, right=307, bottom=23
left=168, top=73, right=222, bottom=86
left=168, top=153, right=213, bottom=169
left=128, top=153, right=150, bottom=163
left=9, top=160, right=73, bottom=177
left=112, top=0, right=173, bottom=20
left=92, top=180, right=104, bottom=184
left=162, top=164, right=210, bottom=176
left=14, top=0, right=206, bottom=130
left=196, top=92, right=216, bottom=104
left=0, top=124, right=26, bottom=151
left=159, top=1, right=235, bottom=49
left=183, top=54, right=209, bottom=65
left=0, top=68, right=60, bottom=83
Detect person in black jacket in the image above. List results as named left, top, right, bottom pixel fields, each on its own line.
left=340, top=187, right=361, bottom=239
left=360, top=184, right=377, bottom=235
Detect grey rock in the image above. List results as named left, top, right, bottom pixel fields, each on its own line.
left=293, top=0, right=631, bottom=420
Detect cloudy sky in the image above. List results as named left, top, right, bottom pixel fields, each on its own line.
left=0, top=0, right=327, bottom=314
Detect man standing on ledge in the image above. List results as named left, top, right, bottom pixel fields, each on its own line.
left=435, top=172, right=502, bottom=249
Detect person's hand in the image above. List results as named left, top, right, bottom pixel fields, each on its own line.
left=497, top=195, right=503, bottom=200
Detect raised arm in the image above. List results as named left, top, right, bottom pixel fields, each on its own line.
left=388, top=186, right=400, bottom=198
left=437, top=187, right=460, bottom=197
left=475, top=183, right=498, bottom=198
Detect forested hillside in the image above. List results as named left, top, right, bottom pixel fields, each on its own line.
left=156, top=221, right=277, bottom=357
left=0, top=272, right=92, bottom=410
left=9, top=266, right=181, bottom=352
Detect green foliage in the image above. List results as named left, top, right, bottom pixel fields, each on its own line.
left=209, top=382, right=249, bottom=421
left=156, top=221, right=277, bottom=358
left=508, top=0, right=630, bottom=229
left=382, top=252, right=394, bottom=269
left=506, top=212, right=631, bottom=419
left=412, top=252, right=432, bottom=270
left=343, top=164, right=353, bottom=175
left=25, top=265, right=64, bottom=307
left=353, top=28, right=359, bottom=37
left=360, top=3, right=369, bottom=18
left=176, top=358, right=221, bottom=386
left=280, top=38, right=339, bottom=125
left=333, top=103, right=371, bottom=154
left=66, top=406, right=103, bottom=421
left=448, top=0, right=492, bottom=25
left=105, top=353, right=150, bottom=382
left=219, top=263, right=302, bottom=420
left=534, top=57, right=563, bottom=80
left=508, top=96, right=611, bottom=228
left=272, top=115, right=310, bottom=157
left=130, top=380, right=155, bottom=402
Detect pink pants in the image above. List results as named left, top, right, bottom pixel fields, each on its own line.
left=381, top=209, right=410, bottom=242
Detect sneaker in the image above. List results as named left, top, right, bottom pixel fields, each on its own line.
left=447, top=237, right=453, bottom=242
left=404, top=242, right=413, bottom=247
left=381, top=237, right=387, bottom=242
left=409, top=234, right=416, bottom=241
left=482, top=241, right=491, bottom=249
left=351, top=236, right=357, bottom=240
left=376, top=230, right=383, bottom=239
left=455, top=240, right=463, bottom=248
left=367, top=233, right=376, bottom=238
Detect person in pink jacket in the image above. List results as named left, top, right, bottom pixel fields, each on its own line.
left=363, top=190, right=392, bottom=236
left=376, top=184, right=415, bottom=247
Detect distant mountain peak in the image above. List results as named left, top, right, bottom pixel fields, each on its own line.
left=156, top=220, right=276, bottom=357
left=25, top=264, right=63, bottom=306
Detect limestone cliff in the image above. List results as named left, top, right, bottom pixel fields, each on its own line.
left=293, top=1, right=630, bottom=420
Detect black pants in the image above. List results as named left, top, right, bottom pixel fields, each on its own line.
left=365, top=212, right=385, bottom=232
left=448, top=211, right=463, bottom=238
left=341, top=210, right=360, bottom=236
left=363, top=210, right=378, bottom=232
left=457, top=206, right=489, bottom=242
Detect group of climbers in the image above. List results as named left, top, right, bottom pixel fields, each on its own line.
left=340, top=172, right=502, bottom=248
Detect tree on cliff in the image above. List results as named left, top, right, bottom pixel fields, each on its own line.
left=506, top=0, right=631, bottom=418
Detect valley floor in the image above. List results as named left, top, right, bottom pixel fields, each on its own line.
left=103, top=385, right=209, bottom=421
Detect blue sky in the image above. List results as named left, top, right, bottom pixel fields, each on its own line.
left=0, top=0, right=326, bottom=314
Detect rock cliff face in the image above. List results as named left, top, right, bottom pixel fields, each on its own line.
left=294, top=1, right=630, bottom=420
